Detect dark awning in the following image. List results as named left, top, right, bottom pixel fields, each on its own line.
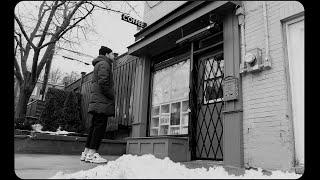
left=127, top=1, right=240, bottom=57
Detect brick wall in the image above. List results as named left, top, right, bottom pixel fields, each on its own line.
left=242, top=1, right=304, bottom=170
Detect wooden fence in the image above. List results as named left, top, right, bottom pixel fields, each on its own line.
left=113, top=54, right=138, bottom=127
left=65, top=54, right=138, bottom=131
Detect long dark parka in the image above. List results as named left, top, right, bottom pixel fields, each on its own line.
left=88, top=55, right=115, bottom=116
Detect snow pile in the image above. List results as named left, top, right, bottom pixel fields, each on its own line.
left=50, top=154, right=302, bottom=179
left=31, top=124, right=43, bottom=132
left=31, top=124, right=74, bottom=136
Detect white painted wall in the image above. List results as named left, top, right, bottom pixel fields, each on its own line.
left=242, top=1, right=304, bottom=171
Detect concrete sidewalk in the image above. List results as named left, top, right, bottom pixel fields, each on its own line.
left=14, top=153, right=120, bottom=179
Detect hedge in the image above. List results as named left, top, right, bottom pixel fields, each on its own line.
left=39, top=88, right=85, bottom=133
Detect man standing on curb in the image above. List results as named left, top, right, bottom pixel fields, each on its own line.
left=80, top=46, right=115, bottom=164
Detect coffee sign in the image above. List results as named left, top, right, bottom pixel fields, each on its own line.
left=121, top=14, right=147, bottom=28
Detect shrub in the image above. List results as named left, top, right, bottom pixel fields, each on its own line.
left=40, top=88, right=85, bottom=133
left=61, top=91, right=85, bottom=133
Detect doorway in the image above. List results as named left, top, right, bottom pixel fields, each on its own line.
left=284, top=15, right=304, bottom=166
left=190, top=38, right=224, bottom=160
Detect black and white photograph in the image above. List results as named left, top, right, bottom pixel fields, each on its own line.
left=13, top=1, right=304, bottom=179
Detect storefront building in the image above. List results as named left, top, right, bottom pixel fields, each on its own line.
left=125, top=1, right=304, bottom=173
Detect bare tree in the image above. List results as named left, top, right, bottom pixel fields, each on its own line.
left=38, top=66, right=63, bottom=84
left=49, top=67, right=63, bottom=84
left=62, top=71, right=81, bottom=87
left=14, top=1, right=134, bottom=120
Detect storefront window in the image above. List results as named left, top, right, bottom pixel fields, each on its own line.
left=150, top=59, right=190, bottom=136
left=203, top=54, right=224, bottom=104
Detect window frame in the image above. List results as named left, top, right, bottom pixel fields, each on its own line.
left=281, top=13, right=304, bottom=167
left=202, top=52, right=224, bottom=104
left=149, top=54, right=191, bottom=137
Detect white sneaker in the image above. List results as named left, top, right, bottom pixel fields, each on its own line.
left=80, top=152, right=87, bottom=161
left=85, top=153, right=108, bottom=164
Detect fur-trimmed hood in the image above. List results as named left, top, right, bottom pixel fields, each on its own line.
left=92, top=55, right=113, bottom=66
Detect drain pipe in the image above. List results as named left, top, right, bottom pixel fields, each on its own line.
left=236, top=5, right=246, bottom=73
left=262, top=1, right=271, bottom=68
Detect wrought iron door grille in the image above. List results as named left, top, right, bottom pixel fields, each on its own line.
left=191, top=51, right=224, bottom=160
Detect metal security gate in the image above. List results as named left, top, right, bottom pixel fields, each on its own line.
left=190, top=31, right=224, bottom=160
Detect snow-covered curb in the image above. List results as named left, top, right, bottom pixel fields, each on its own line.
left=50, top=154, right=302, bottom=179
left=31, top=124, right=75, bottom=136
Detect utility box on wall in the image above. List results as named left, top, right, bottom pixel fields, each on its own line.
left=223, top=76, right=239, bottom=101
left=240, top=48, right=272, bottom=75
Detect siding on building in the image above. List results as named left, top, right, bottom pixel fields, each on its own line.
left=143, top=1, right=187, bottom=26
left=29, top=81, right=64, bottom=102
left=241, top=1, right=304, bottom=170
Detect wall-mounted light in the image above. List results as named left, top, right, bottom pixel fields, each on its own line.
left=209, top=13, right=222, bottom=32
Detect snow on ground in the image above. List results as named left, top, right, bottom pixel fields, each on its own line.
left=31, top=124, right=75, bottom=135
left=50, top=154, right=302, bottom=179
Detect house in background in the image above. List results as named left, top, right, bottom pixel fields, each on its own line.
left=29, top=80, right=65, bottom=102
left=23, top=80, right=65, bottom=119
left=123, top=1, right=304, bottom=174
left=14, top=77, right=64, bottom=108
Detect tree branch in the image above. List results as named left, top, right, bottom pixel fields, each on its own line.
left=88, top=1, right=129, bottom=15
left=23, top=1, right=50, bottom=63
left=39, top=1, right=88, bottom=49
left=31, top=1, right=67, bottom=83
left=14, top=40, right=18, bottom=56
left=14, top=32, right=28, bottom=77
left=34, top=32, right=55, bottom=37
left=14, top=15, right=36, bottom=50
left=36, top=35, right=57, bottom=78
left=36, top=1, right=59, bottom=48
left=14, top=34, right=25, bottom=54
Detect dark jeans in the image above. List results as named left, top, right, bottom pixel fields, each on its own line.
left=85, top=113, right=108, bottom=150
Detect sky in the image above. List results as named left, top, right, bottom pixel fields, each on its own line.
left=56, top=1, right=145, bottom=74
left=15, top=1, right=145, bottom=78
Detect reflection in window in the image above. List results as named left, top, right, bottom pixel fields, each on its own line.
left=170, top=102, right=180, bottom=125
left=150, top=59, right=190, bottom=136
left=204, top=54, right=224, bottom=104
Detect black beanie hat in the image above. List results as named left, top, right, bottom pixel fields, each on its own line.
left=99, top=46, right=112, bottom=55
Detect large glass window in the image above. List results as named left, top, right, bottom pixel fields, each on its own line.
left=150, top=59, right=190, bottom=136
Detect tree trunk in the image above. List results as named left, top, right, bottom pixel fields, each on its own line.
left=41, top=58, right=52, bottom=100
left=14, top=85, right=33, bottom=120
left=41, top=44, right=55, bottom=100
left=14, top=80, right=20, bottom=110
